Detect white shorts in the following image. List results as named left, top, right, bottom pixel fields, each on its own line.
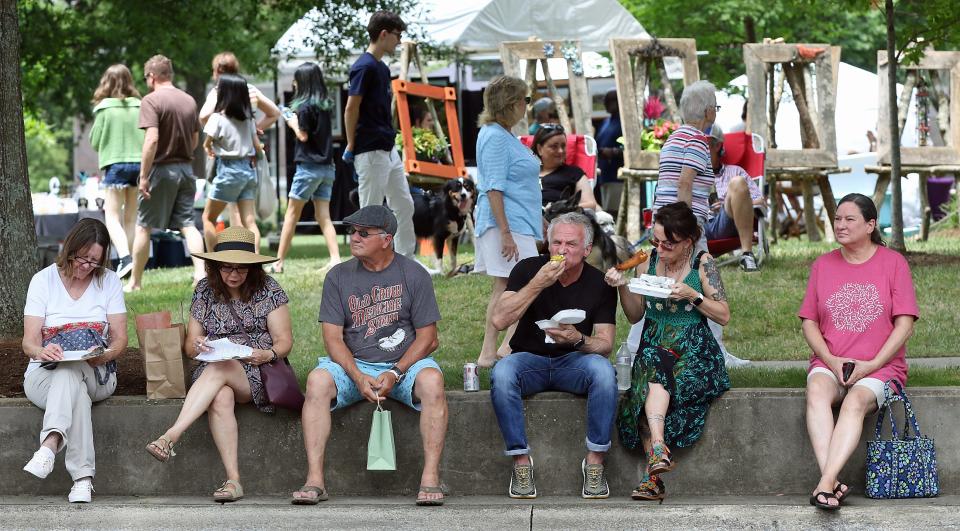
left=807, top=366, right=886, bottom=409
left=474, top=229, right=539, bottom=278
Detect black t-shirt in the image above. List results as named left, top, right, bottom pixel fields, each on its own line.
left=294, top=102, right=333, bottom=165
left=540, top=164, right=585, bottom=205
left=347, top=52, right=395, bottom=154
left=506, top=255, right=617, bottom=357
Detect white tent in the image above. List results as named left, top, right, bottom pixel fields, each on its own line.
left=274, top=0, right=649, bottom=58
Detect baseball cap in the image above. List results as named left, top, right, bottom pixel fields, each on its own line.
left=342, top=205, right=398, bottom=236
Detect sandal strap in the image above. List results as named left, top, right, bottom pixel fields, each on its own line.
left=216, top=480, right=243, bottom=496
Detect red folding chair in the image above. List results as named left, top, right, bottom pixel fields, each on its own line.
left=706, top=132, right=769, bottom=265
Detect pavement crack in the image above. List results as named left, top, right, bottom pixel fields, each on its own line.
left=529, top=505, right=534, bottom=531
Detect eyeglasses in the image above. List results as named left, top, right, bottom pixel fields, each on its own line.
left=220, top=265, right=250, bottom=274
left=714, top=105, right=722, bottom=111
left=390, top=29, right=403, bottom=39
left=524, top=96, right=532, bottom=104
left=72, top=257, right=102, bottom=269
left=540, top=123, right=565, bottom=133
left=650, top=236, right=680, bottom=251
left=347, top=227, right=387, bottom=238
left=143, top=72, right=152, bottom=82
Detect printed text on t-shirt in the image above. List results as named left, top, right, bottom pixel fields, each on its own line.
left=348, top=284, right=404, bottom=338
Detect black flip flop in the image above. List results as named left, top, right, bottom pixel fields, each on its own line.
left=834, top=482, right=850, bottom=502
left=809, top=491, right=841, bottom=510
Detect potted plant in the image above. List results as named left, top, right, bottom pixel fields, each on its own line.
left=396, top=127, right=449, bottom=163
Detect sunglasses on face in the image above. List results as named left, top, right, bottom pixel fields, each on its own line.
left=650, top=236, right=680, bottom=251
left=524, top=96, right=532, bottom=104
left=346, top=227, right=387, bottom=238
left=220, top=265, right=249, bottom=274
left=72, top=257, right=102, bottom=269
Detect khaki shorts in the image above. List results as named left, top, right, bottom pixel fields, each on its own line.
left=807, top=366, right=886, bottom=409
left=138, top=162, right=197, bottom=230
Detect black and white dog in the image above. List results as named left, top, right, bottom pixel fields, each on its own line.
left=412, top=177, right=476, bottom=273
left=543, top=190, right=632, bottom=271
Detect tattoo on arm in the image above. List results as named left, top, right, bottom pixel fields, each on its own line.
left=703, top=257, right=727, bottom=301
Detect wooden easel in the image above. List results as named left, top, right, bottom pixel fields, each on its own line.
left=744, top=43, right=842, bottom=242
left=391, top=42, right=451, bottom=164
left=499, top=40, right=593, bottom=137
left=610, top=38, right=700, bottom=241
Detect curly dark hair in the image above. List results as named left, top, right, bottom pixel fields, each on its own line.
left=204, top=261, right=267, bottom=303
left=654, top=202, right=702, bottom=244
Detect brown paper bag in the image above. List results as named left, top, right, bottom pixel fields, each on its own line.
left=138, top=311, right=187, bottom=399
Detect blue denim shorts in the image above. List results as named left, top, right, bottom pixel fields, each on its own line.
left=705, top=208, right=739, bottom=240
left=101, top=162, right=140, bottom=189
left=208, top=158, right=257, bottom=203
left=289, top=162, right=335, bottom=201
left=314, top=356, right=441, bottom=411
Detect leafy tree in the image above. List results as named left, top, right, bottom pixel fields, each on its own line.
left=24, top=113, right=70, bottom=192
left=0, top=0, right=38, bottom=340
left=618, top=0, right=886, bottom=86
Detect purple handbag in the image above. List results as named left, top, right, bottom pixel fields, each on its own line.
left=225, top=302, right=304, bottom=412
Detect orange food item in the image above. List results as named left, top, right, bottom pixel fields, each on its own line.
left=615, top=249, right=649, bottom=271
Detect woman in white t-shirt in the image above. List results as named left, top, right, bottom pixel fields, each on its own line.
left=21, top=219, right=128, bottom=503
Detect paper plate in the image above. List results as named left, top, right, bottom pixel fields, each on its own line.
left=552, top=309, right=586, bottom=325
left=536, top=319, right=560, bottom=330
left=628, top=284, right=673, bottom=298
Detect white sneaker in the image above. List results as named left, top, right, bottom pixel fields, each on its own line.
left=23, top=447, right=55, bottom=479
left=725, top=352, right=752, bottom=368
left=68, top=478, right=94, bottom=503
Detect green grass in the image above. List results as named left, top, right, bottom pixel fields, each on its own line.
left=122, top=232, right=960, bottom=388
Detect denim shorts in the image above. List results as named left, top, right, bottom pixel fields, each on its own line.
left=101, top=162, right=140, bottom=189
left=314, top=356, right=441, bottom=411
left=705, top=208, right=739, bottom=240
left=208, top=158, right=257, bottom=203
left=289, top=162, right=335, bottom=201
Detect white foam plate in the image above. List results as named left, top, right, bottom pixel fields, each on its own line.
left=552, top=309, right=586, bottom=324
left=536, top=319, right=560, bottom=330
left=628, top=283, right=673, bottom=298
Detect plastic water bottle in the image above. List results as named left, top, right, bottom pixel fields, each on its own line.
left=615, top=343, right=632, bottom=391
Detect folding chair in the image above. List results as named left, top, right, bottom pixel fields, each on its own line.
left=519, top=134, right=599, bottom=187
left=706, top=132, right=770, bottom=266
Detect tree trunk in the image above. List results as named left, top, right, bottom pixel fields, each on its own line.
left=743, top=16, right=756, bottom=44
left=886, top=0, right=906, bottom=252
left=0, top=1, right=38, bottom=340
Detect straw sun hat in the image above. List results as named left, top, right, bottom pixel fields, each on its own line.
left=191, top=226, right=278, bottom=265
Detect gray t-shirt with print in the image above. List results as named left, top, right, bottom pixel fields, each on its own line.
left=318, top=254, right=441, bottom=363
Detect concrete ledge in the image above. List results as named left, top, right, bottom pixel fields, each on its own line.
left=1, top=389, right=957, bottom=496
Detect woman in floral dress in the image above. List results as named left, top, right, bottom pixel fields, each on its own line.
left=604, top=202, right=730, bottom=502
left=145, top=227, right=293, bottom=503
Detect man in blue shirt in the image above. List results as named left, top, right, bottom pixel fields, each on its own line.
left=343, top=11, right=416, bottom=258
left=595, top=90, right=624, bottom=212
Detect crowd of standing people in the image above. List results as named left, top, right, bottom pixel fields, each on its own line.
left=20, top=9, right=920, bottom=512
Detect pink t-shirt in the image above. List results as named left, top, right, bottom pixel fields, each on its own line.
left=798, top=246, right=919, bottom=386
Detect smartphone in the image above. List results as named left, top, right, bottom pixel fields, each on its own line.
left=280, top=106, right=295, bottom=121
left=842, top=361, right=855, bottom=382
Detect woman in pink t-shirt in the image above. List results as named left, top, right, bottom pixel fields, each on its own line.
left=799, top=193, right=919, bottom=510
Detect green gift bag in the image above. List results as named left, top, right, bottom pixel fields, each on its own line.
left=367, top=401, right=397, bottom=471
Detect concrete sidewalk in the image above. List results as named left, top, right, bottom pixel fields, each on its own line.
left=746, top=357, right=960, bottom=370
left=1, top=495, right=958, bottom=530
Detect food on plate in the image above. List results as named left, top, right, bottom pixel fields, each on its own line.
left=615, top=249, right=649, bottom=271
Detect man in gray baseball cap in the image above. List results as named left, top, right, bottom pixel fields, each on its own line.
left=295, top=203, right=449, bottom=505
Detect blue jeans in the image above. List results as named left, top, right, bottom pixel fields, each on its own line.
left=490, top=351, right=618, bottom=455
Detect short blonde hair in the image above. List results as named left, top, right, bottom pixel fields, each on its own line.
left=144, top=55, right=174, bottom=82
left=478, top=75, right=528, bottom=127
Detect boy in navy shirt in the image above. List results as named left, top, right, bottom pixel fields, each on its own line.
left=343, top=11, right=416, bottom=259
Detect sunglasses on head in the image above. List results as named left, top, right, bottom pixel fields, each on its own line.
left=650, top=236, right=681, bottom=250
left=220, top=265, right=249, bottom=274
left=540, top=123, right=565, bottom=133
left=346, top=226, right=387, bottom=238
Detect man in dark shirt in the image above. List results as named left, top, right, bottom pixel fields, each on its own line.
left=490, top=212, right=618, bottom=500
left=595, top=89, right=624, bottom=211
left=127, top=54, right=205, bottom=291
left=342, top=11, right=416, bottom=259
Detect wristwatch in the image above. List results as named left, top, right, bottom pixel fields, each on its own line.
left=692, top=293, right=704, bottom=306
left=573, top=333, right=586, bottom=350
left=387, top=365, right=405, bottom=383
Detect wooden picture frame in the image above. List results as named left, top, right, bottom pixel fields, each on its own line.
left=392, top=79, right=467, bottom=180
left=610, top=37, right=700, bottom=170
left=499, top=40, right=593, bottom=137
left=743, top=43, right=840, bottom=169
left=877, top=50, right=960, bottom=166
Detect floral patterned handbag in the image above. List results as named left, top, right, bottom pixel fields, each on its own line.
left=865, top=381, right=939, bottom=498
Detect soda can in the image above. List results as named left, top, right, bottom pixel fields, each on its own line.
left=463, top=363, right=480, bottom=392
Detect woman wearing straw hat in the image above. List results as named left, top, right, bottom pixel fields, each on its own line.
left=144, top=226, right=293, bottom=503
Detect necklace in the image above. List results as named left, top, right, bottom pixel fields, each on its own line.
left=661, top=248, right=692, bottom=278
